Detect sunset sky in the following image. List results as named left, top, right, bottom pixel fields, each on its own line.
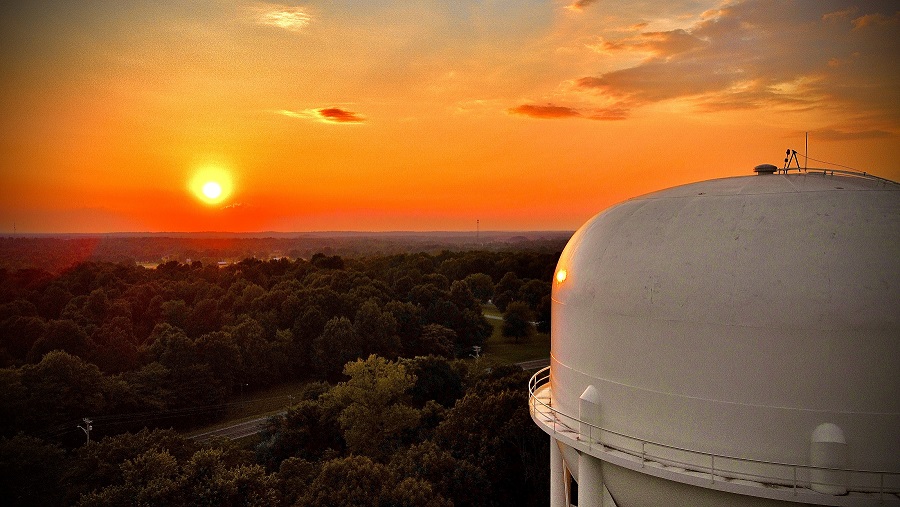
left=1, top=0, right=898, bottom=233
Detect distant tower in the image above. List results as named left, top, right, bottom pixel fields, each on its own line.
left=476, top=219, right=480, bottom=245
left=530, top=169, right=900, bottom=506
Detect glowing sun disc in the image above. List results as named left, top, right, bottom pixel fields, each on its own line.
left=189, top=165, right=233, bottom=205
left=202, top=181, right=222, bottom=199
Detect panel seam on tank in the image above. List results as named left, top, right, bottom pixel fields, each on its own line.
left=549, top=360, right=898, bottom=416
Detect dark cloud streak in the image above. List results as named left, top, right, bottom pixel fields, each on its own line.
left=508, top=104, right=626, bottom=121
left=317, top=107, right=365, bottom=123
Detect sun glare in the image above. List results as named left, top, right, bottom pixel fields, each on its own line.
left=190, top=166, right=233, bottom=205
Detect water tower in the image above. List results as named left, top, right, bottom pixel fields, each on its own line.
left=529, top=169, right=900, bottom=506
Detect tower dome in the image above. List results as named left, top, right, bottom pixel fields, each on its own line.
left=530, top=171, right=900, bottom=507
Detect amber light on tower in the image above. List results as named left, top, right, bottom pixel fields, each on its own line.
left=556, top=269, right=567, bottom=284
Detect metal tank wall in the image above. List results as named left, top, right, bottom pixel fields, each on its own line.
left=549, top=174, right=900, bottom=486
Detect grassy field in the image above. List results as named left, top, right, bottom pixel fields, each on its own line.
left=481, top=304, right=550, bottom=364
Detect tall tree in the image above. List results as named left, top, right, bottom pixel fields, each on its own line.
left=325, top=355, right=420, bottom=459
left=502, top=302, right=534, bottom=343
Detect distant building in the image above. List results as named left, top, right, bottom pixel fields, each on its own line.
left=530, top=169, right=900, bottom=506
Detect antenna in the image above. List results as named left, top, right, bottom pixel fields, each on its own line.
left=805, top=132, right=808, bottom=170
left=476, top=219, right=479, bottom=245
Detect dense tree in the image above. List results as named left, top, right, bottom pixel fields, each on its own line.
left=413, top=324, right=456, bottom=358
left=0, top=315, right=46, bottom=366
left=325, top=355, right=420, bottom=459
left=463, top=272, right=494, bottom=303
left=313, top=316, right=360, bottom=378
left=434, top=387, right=549, bottom=506
left=27, top=319, right=93, bottom=363
left=0, top=433, right=68, bottom=507
left=296, top=455, right=386, bottom=507
left=390, top=441, right=491, bottom=506
left=19, top=350, right=107, bottom=433
left=353, top=299, right=400, bottom=359
left=403, top=356, right=465, bottom=409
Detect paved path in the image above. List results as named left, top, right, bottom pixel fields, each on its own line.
left=189, top=412, right=284, bottom=443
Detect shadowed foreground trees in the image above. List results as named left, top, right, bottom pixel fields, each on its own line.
left=0, top=355, right=550, bottom=506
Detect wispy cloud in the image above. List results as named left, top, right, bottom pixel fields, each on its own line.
left=278, top=107, right=366, bottom=124
left=253, top=4, right=312, bottom=32
left=508, top=103, right=626, bottom=121
left=565, top=0, right=600, bottom=12
left=851, top=12, right=900, bottom=30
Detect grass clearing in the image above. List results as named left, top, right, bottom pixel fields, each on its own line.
left=482, top=312, right=550, bottom=364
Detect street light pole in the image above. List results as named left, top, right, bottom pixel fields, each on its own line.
left=78, top=418, right=93, bottom=445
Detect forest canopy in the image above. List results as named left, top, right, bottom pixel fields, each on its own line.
left=0, top=245, right=559, bottom=506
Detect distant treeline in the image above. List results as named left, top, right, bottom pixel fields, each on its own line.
left=0, top=232, right=571, bottom=273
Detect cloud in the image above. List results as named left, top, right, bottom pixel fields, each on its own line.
left=318, top=107, right=365, bottom=123
left=253, top=4, right=312, bottom=31
left=508, top=103, right=626, bottom=121
left=851, top=12, right=900, bottom=30
left=509, top=104, right=581, bottom=119
left=278, top=107, right=366, bottom=124
left=566, top=0, right=599, bottom=12
left=568, top=0, right=900, bottom=125
left=595, top=29, right=706, bottom=57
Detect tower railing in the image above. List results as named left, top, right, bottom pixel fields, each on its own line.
left=528, top=366, right=899, bottom=501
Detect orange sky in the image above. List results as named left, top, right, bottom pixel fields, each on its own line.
left=1, top=0, right=898, bottom=233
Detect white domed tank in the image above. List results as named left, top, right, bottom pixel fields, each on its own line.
left=530, top=170, right=900, bottom=507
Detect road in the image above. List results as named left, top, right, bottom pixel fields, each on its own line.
left=189, top=413, right=284, bottom=443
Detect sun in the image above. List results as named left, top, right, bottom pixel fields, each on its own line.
left=202, top=181, right=222, bottom=199
left=189, top=165, right=233, bottom=205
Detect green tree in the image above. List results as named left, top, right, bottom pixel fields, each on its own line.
left=297, top=455, right=385, bottom=507
left=326, top=355, right=419, bottom=459
left=463, top=273, right=494, bottom=303
left=313, top=316, right=360, bottom=377
left=414, top=324, right=455, bottom=358
left=26, top=318, right=93, bottom=363
left=353, top=299, right=400, bottom=359
left=20, top=350, right=107, bottom=431
left=389, top=441, right=491, bottom=506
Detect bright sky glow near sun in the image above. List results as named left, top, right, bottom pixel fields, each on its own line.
left=1, top=0, right=898, bottom=233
